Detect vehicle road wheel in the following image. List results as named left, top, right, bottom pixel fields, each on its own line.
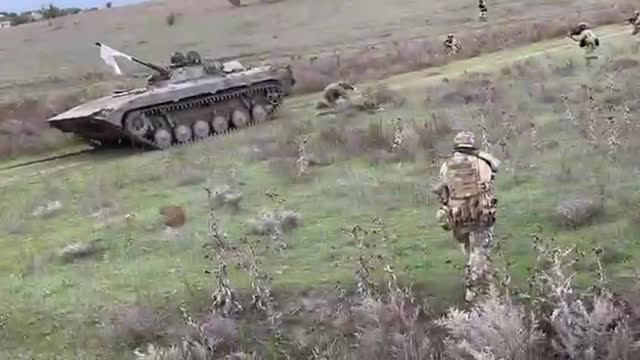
left=193, top=120, right=211, bottom=138
left=231, top=108, right=250, bottom=128
left=212, top=114, right=229, bottom=133
left=175, top=124, right=193, bottom=143
left=125, top=115, right=151, bottom=137
left=251, top=104, right=268, bottom=123
left=154, top=128, right=173, bottom=149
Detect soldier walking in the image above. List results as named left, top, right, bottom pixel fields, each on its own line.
left=478, top=0, right=488, bottom=21
left=433, top=131, right=500, bottom=302
left=443, top=34, right=462, bottom=55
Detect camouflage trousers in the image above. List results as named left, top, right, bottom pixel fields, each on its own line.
left=454, top=226, right=494, bottom=302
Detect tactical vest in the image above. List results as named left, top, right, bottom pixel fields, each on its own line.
left=443, top=152, right=496, bottom=229
left=445, top=154, right=484, bottom=200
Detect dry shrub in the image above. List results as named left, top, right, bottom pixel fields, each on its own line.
left=112, top=306, right=164, bottom=348
left=249, top=209, right=301, bottom=235
left=350, top=289, right=436, bottom=359
left=319, top=124, right=348, bottom=147
left=159, top=205, right=187, bottom=228
left=604, top=58, right=640, bottom=72
left=199, top=314, right=240, bottom=354
left=290, top=63, right=335, bottom=94
left=414, top=115, right=452, bottom=151
left=363, top=84, right=406, bottom=108
left=0, top=90, right=95, bottom=158
left=552, top=197, right=604, bottom=229
left=438, top=287, right=543, bottom=360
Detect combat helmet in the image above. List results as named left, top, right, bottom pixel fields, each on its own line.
left=170, top=51, right=187, bottom=67
left=186, top=50, right=202, bottom=65
left=577, top=22, right=590, bottom=31
left=453, top=131, right=476, bottom=150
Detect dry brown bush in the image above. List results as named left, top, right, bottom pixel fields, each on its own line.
left=112, top=306, right=164, bottom=348
left=159, top=205, right=187, bottom=228
left=438, top=287, right=544, bottom=360
left=0, top=91, right=89, bottom=158
left=552, top=197, right=604, bottom=229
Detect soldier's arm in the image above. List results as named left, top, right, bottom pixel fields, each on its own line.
left=432, top=162, right=450, bottom=205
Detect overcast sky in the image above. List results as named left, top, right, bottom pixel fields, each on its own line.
left=1, top=0, right=146, bottom=12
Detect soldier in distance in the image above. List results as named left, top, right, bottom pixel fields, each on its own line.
left=443, top=33, right=462, bottom=55
left=568, top=22, right=600, bottom=64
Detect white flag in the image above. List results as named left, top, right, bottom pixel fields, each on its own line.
left=98, top=42, right=132, bottom=75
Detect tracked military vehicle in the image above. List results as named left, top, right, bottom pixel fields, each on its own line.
left=48, top=45, right=295, bottom=149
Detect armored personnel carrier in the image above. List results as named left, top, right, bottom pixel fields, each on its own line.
left=48, top=46, right=296, bottom=149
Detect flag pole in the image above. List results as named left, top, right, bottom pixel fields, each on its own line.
left=95, top=42, right=170, bottom=77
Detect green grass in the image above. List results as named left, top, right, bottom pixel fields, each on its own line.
left=3, top=27, right=640, bottom=358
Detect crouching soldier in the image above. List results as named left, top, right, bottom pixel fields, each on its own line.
left=443, top=34, right=462, bottom=55
left=568, top=22, right=600, bottom=64
left=317, top=81, right=378, bottom=115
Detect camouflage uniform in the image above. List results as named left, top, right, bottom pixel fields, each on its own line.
left=323, top=81, right=357, bottom=107
left=321, top=81, right=377, bottom=112
left=443, top=34, right=461, bottom=55
left=629, top=11, right=640, bottom=35
left=170, top=51, right=187, bottom=68
left=568, top=23, right=600, bottom=60
left=478, top=0, right=488, bottom=21
left=433, top=131, right=499, bottom=302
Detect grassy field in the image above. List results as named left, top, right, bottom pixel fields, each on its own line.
left=2, top=20, right=640, bottom=357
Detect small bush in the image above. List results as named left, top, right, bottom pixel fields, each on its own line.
left=552, top=197, right=603, bottom=229
left=159, top=205, right=187, bottom=228
left=112, top=306, right=164, bottom=347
